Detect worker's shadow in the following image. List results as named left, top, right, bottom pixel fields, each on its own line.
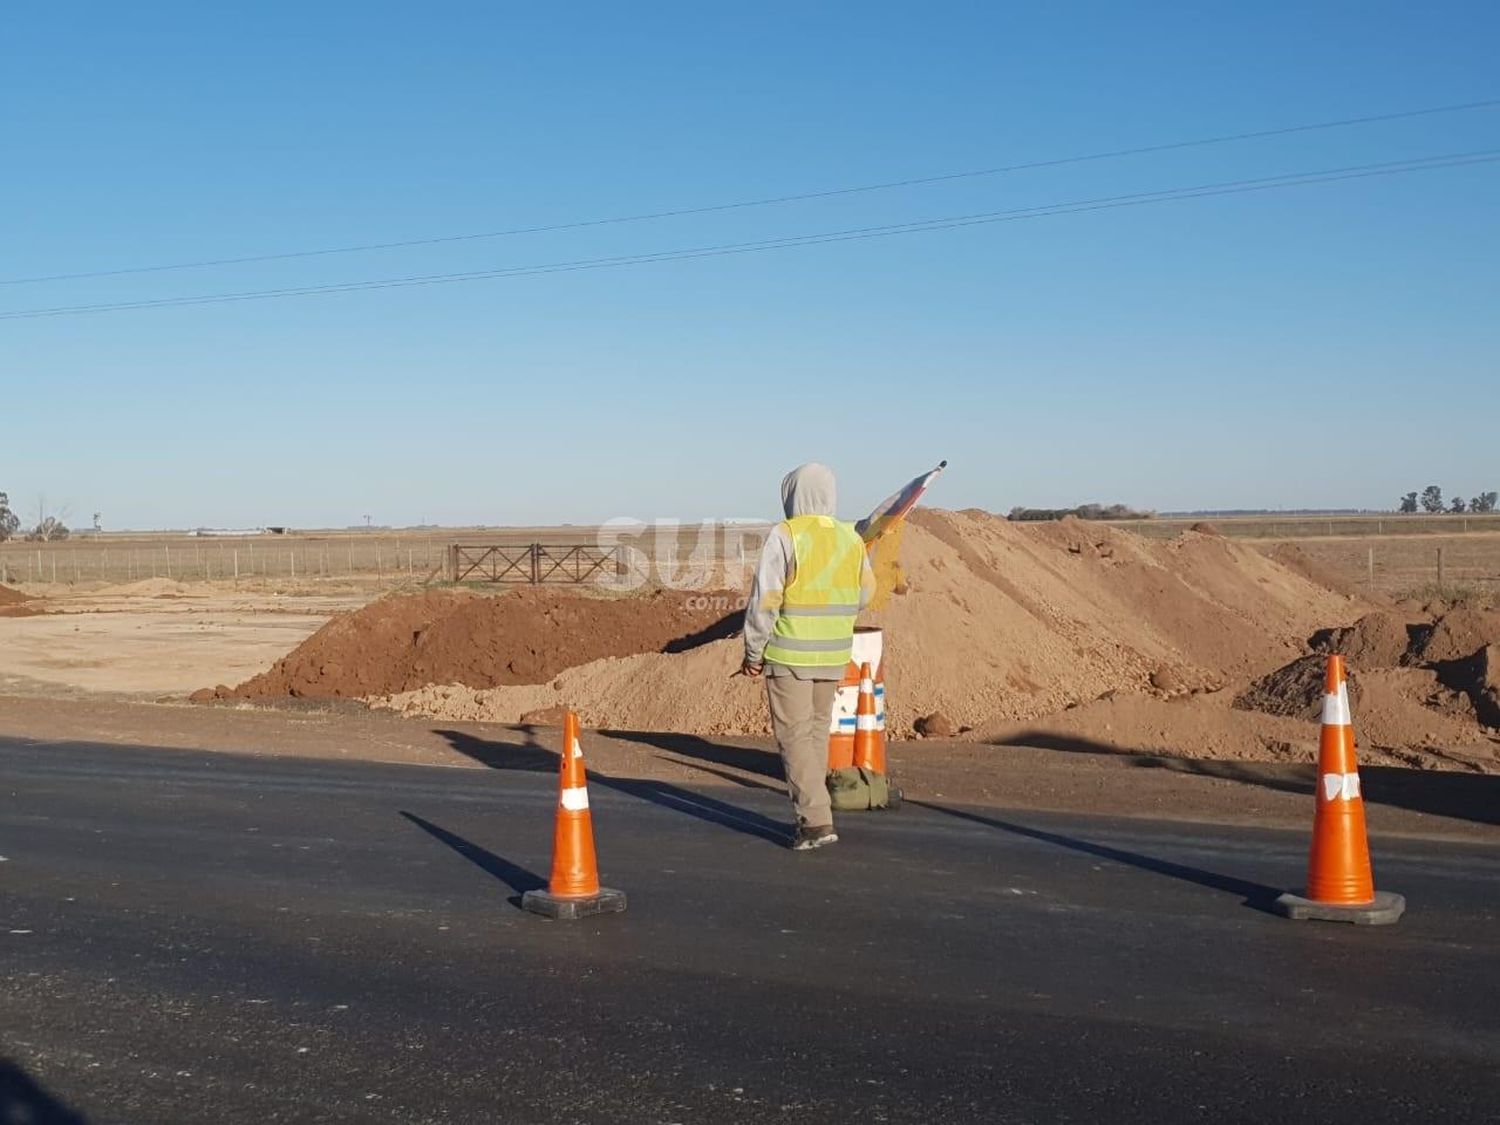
left=910, top=800, right=1283, bottom=915
left=436, top=727, right=788, bottom=846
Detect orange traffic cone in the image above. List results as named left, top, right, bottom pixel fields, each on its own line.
left=851, top=663, right=886, bottom=775
left=522, top=711, right=627, bottom=920
left=1274, top=655, right=1403, bottom=925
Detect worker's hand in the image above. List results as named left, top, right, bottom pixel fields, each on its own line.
left=740, top=659, right=764, bottom=678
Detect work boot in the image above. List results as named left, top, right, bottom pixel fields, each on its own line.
left=790, top=824, right=838, bottom=851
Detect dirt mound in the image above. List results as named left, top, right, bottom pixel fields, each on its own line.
left=1234, top=655, right=1363, bottom=722
left=979, top=677, right=1497, bottom=773
left=366, top=509, right=1362, bottom=738
left=1309, top=611, right=1414, bottom=670
left=227, top=587, right=739, bottom=700
left=1413, top=606, right=1500, bottom=664
left=0, top=584, right=43, bottom=617
left=94, top=578, right=198, bottom=598
left=1188, top=522, right=1223, bottom=536
left=1259, top=542, right=1365, bottom=599
left=373, top=639, right=771, bottom=736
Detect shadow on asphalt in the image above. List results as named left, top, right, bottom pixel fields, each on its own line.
left=0, top=1058, right=89, bottom=1125
left=911, top=799, right=1283, bottom=914
left=436, top=728, right=789, bottom=846
left=990, top=731, right=1500, bottom=827
left=604, top=730, right=783, bottom=781
left=399, top=812, right=545, bottom=908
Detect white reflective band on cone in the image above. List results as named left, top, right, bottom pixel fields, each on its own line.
left=1320, top=772, right=1361, bottom=801
left=570, top=738, right=583, bottom=759
left=856, top=715, right=878, bottom=731
left=1321, top=682, right=1352, bottom=727
left=860, top=678, right=874, bottom=693
left=560, top=786, right=590, bottom=811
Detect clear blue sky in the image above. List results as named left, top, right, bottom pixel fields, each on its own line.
left=2, top=2, right=1496, bottom=530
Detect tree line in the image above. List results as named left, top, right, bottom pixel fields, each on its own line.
left=1008, top=503, right=1155, bottom=522
left=1397, top=487, right=1496, bottom=514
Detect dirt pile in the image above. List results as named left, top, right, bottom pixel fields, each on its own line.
left=0, top=584, right=42, bottom=617
left=1309, top=611, right=1415, bottom=669
left=1235, top=655, right=1361, bottom=722
left=1231, top=604, right=1500, bottom=769
left=1412, top=605, right=1500, bottom=664
left=222, top=587, right=739, bottom=700
left=1259, top=542, right=1367, bottom=600
left=366, top=509, right=1362, bottom=738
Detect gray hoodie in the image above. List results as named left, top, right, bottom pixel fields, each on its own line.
left=743, top=463, right=875, bottom=679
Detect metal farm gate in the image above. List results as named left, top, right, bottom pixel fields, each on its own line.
left=448, top=543, right=628, bottom=585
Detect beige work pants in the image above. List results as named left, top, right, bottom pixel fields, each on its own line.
left=765, top=675, right=837, bottom=828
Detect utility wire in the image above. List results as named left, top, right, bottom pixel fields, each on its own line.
left=2, top=97, right=1497, bottom=287
left=1, top=149, right=1495, bottom=322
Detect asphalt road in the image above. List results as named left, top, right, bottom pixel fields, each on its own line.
left=2, top=736, right=1497, bottom=1124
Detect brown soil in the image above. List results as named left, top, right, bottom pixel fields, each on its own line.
left=1259, top=542, right=1368, bottom=600
left=218, top=508, right=1500, bottom=774
left=226, top=586, right=738, bottom=700
left=1413, top=606, right=1500, bottom=664
left=0, top=584, right=43, bottom=617
left=1234, top=655, right=1355, bottom=722
left=1309, top=611, right=1416, bottom=670
left=369, top=509, right=1360, bottom=738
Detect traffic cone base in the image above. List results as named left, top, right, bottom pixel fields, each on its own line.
left=522, top=711, right=626, bottom=921
left=521, top=885, right=628, bottom=921
left=1272, top=889, right=1405, bottom=926
left=1275, top=654, right=1402, bottom=926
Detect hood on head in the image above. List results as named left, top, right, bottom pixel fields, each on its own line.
left=781, top=462, right=837, bottom=518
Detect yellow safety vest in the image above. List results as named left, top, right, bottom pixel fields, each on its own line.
left=762, top=514, right=865, bottom=669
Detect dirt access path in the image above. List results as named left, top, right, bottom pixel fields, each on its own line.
left=0, top=580, right=368, bottom=699
left=2, top=695, right=1493, bottom=845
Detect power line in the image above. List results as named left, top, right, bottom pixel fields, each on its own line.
left=1, top=149, right=1494, bottom=322
left=3, top=97, right=1498, bottom=288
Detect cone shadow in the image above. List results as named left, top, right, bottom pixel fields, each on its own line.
left=910, top=800, right=1282, bottom=914
left=435, top=729, right=789, bottom=846
left=400, top=811, right=546, bottom=908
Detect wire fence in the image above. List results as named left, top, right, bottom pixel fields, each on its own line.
left=0, top=527, right=769, bottom=589
left=0, top=536, right=447, bottom=586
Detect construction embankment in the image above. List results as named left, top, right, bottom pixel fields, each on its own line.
left=210, top=509, right=1500, bottom=774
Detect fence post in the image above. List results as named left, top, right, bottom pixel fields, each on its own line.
left=530, top=543, right=541, bottom=585
left=1437, top=546, right=1445, bottom=589
left=165, top=545, right=171, bottom=579
left=1367, top=547, right=1375, bottom=588
left=234, top=549, right=239, bottom=580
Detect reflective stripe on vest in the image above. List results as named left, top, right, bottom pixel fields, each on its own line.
left=762, top=514, right=864, bottom=669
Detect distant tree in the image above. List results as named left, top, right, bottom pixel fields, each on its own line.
left=1472, top=491, right=1499, bottom=514
left=1398, top=492, right=1419, bottom=513
left=1420, top=485, right=1445, bottom=514
left=26, top=516, right=70, bottom=542
left=93, top=512, right=102, bottom=533
left=0, top=492, right=18, bottom=542
left=1451, top=496, right=1468, bottom=513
